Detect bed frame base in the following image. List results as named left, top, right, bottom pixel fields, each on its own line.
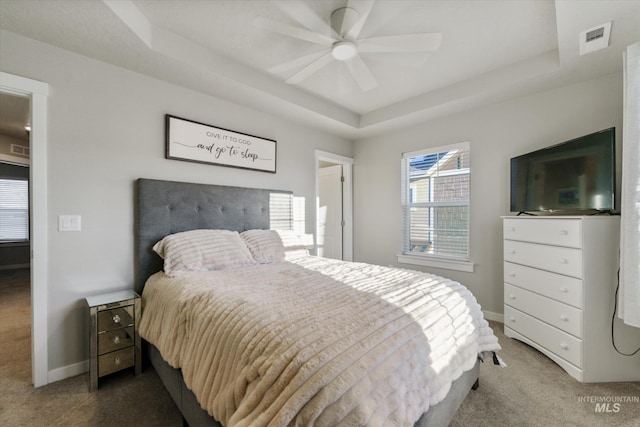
left=148, top=342, right=479, bottom=427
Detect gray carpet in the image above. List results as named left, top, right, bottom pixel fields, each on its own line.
left=1, top=267, right=638, bottom=426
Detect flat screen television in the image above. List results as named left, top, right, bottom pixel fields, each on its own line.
left=510, top=128, right=615, bottom=213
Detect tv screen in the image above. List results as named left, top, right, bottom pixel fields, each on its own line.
left=510, top=128, right=615, bottom=213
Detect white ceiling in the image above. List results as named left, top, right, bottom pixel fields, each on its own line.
left=0, top=0, right=638, bottom=139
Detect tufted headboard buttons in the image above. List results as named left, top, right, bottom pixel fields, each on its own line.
left=135, top=178, right=293, bottom=294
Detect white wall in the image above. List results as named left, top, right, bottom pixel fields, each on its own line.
left=353, top=72, right=623, bottom=316
left=0, top=31, right=352, bottom=377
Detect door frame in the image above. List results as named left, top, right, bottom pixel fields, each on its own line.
left=0, top=72, right=49, bottom=387
left=315, top=150, right=353, bottom=261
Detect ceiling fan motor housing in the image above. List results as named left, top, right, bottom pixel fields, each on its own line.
left=331, top=7, right=359, bottom=38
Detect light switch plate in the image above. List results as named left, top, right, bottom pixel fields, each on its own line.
left=59, top=215, right=81, bottom=231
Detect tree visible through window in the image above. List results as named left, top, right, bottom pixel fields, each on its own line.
left=0, top=178, right=29, bottom=241
left=401, top=142, right=470, bottom=260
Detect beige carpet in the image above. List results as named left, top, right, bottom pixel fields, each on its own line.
left=1, top=267, right=638, bottom=426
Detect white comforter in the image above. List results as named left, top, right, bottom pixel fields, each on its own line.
left=139, top=256, right=500, bottom=427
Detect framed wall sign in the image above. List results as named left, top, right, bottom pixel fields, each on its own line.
left=165, top=115, right=277, bottom=173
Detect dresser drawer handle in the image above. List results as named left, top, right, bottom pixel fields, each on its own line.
left=509, top=294, right=516, bottom=300
left=113, top=336, right=121, bottom=344
left=112, top=314, right=121, bottom=324
left=559, top=258, right=568, bottom=264
left=509, top=316, right=516, bottom=322
left=560, top=343, right=569, bottom=350
left=559, top=287, right=568, bottom=293
left=510, top=227, right=516, bottom=232
left=114, top=357, right=121, bottom=366
left=510, top=250, right=516, bottom=254
left=559, top=230, right=568, bottom=236
left=560, top=315, right=568, bottom=322
left=509, top=273, right=516, bottom=277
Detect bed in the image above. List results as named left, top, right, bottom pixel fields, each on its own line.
left=135, top=178, right=500, bottom=427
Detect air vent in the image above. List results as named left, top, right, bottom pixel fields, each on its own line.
left=10, top=144, right=30, bottom=157
left=580, top=22, right=611, bottom=56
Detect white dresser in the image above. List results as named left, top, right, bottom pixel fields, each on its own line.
left=503, top=216, right=640, bottom=382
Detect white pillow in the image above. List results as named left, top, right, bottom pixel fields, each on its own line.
left=240, top=229, right=285, bottom=263
left=153, top=229, right=255, bottom=275
left=240, top=229, right=309, bottom=263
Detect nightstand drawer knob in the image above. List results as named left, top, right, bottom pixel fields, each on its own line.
left=560, top=315, right=568, bottom=321
left=509, top=273, right=516, bottom=277
left=509, top=294, right=516, bottom=300
left=559, top=287, right=568, bottom=293
left=559, top=258, right=568, bottom=264
left=560, top=343, right=569, bottom=350
left=510, top=250, right=516, bottom=254
left=114, top=357, right=121, bottom=366
left=113, top=336, right=120, bottom=344
left=559, top=230, right=568, bottom=236
left=509, top=316, right=516, bottom=322
left=112, top=314, right=121, bottom=324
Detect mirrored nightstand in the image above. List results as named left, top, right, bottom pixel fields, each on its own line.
left=86, top=290, right=141, bottom=391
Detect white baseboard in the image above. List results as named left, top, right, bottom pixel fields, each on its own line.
left=483, top=310, right=504, bottom=323
left=48, top=359, right=88, bottom=384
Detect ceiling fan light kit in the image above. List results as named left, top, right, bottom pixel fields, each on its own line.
left=255, top=0, right=442, bottom=92
left=332, top=41, right=357, bottom=61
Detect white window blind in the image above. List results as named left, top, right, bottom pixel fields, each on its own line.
left=0, top=178, right=29, bottom=241
left=401, top=142, right=470, bottom=260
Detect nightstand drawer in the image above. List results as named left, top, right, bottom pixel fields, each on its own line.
left=504, top=240, right=582, bottom=278
left=98, top=306, right=134, bottom=332
left=505, top=305, right=583, bottom=368
left=87, top=289, right=141, bottom=391
left=504, top=262, right=583, bottom=308
left=98, top=327, right=134, bottom=355
left=504, top=218, right=582, bottom=248
left=505, top=283, right=583, bottom=338
left=98, top=347, right=135, bottom=377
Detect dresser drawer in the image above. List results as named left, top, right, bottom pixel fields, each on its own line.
left=504, top=262, right=583, bottom=308
left=504, top=306, right=583, bottom=368
left=97, top=306, right=134, bottom=333
left=505, top=283, right=583, bottom=338
left=504, top=240, right=582, bottom=278
left=98, top=346, right=135, bottom=377
left=504, top=218, right=582, bottom=248
left=98, top=327, right=134, bottom=355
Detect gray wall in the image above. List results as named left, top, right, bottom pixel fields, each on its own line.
left=1, top=31, right=352, bottom=374
left=1, top=28, right=625, bottom=380
left=352, top=72, right=623, bottom=316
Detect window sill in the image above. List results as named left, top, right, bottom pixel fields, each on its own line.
left=397, top=253, right=475, bottom=273
left=0, top=241, right=30, bottom=247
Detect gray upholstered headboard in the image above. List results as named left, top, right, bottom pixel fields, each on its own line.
left=135, top=178, right=293, bottom=294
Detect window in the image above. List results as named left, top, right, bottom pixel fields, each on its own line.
left=400, top=142, right=471, bottom=270
left=0, top=178, right=29, bottom=241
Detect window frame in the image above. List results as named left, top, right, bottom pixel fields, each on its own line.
left=398, top=141, right=474, bottom=272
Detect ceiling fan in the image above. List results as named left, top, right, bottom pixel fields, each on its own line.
left=253, top=0, right=442, bottom=92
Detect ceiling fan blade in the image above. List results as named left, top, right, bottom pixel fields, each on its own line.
left=275, top=1, right=338, bottom=39
left=253, top=16, right=334, bottom=46
left=358, top=33, right=443, bottom=53
left=286, top=52, right=334, bottom=84
left=268, top=49, right=330, bottom=74
left=345, top=0, right=376, bottom=40
left=345, top=54, right=377, bottom=91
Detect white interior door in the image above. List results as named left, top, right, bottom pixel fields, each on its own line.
left=318, top=164, right=343, bottom=260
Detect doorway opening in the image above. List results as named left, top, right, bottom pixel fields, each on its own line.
left=315, top=150, right=353, bottom=261
left=0, top=72, right=49, bottom=387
